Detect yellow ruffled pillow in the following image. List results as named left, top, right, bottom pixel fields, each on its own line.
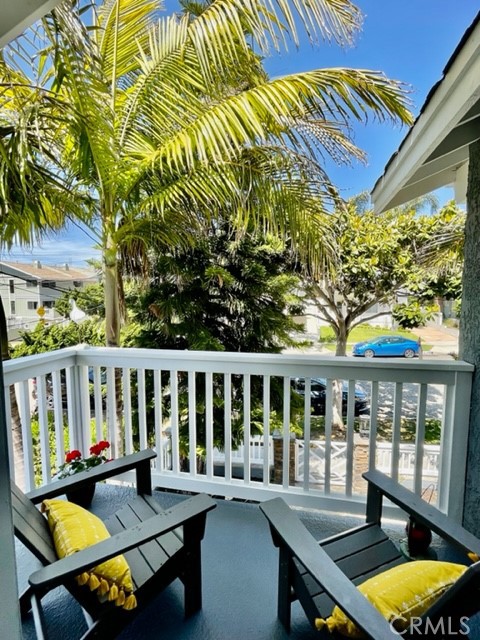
left=315, top=560, right=466, bottom=638
left=42, top=499, right=137, bottom=611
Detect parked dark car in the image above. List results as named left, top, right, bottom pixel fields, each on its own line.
left=291, top=377, right=369, bottom=417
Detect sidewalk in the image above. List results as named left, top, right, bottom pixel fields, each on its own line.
left=410, top=325, right=459, bottom=356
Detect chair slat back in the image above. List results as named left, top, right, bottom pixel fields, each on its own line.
left=12, top=484, right=57, bottom=565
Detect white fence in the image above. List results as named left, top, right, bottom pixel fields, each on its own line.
left=295, top=440, right=440, bottom=487
left=376, top=442, right=440, bottom=480
left=3, top=345, right=473, bottom=520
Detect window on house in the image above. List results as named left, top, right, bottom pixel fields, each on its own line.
left=43, top=301, right=55, bottom=309
left=27, top=301, right=38, bottom=310
left=73, top=281, right=82, bottom=287
left=26, top=280, right=37, bottom=288
left=9, top=279, right=14, bottom=294
left=42, top=281, right=56, bottom=289
left=10, top=301, right=15, bottom=314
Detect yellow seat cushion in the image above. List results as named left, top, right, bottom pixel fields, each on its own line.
left=315, top=560, right=466, bottom=638
left=42, top=499, right=137, bottom=610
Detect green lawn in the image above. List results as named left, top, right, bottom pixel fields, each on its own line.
left=319, top=324, right=430, bottom=351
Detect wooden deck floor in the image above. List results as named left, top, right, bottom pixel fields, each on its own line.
left=17, top=483, right=480, bottom=640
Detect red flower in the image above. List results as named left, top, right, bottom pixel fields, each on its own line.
left=65, top=450, right=82, bottom=463
left=89, top=440, right=110, bottom=456
left=58, top=441, right=111, bottom=478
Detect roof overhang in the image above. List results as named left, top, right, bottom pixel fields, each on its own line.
left=0, top=0, right=62, bottom=49
left=372, top=12, right=480, bottom=212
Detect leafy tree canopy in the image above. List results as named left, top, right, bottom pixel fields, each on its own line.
left=54, top=283, right=106, bottom=319
left=303, top=199, right=465, bottom=354
left=131, top=222, right=305, bottom=353
left=1, top=0, right=413, bottom=351
left=12, top=319, right=105, bottom=358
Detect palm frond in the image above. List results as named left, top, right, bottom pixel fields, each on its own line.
left=95, top=0, right=158, bottom=81
left=126, top=66, right=411, bottom=174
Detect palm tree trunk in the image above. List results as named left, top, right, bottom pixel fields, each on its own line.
left=104, top=235, right=121, bottom=349
left=103, top=222, right=124, bottom=456
left=9, top=386, right=25, bottom=489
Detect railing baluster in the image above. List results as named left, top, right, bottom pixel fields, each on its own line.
left=224, top=373, right=232, bottom=483
left=205, top=372, right=214, bottom=480
left=79, top=365, right=90, bottom=452
left=188, top=371, right=197, bottom=477
left=282, top=376, right=290, bottom=490
left=436, top=369, right=471, bottom=520
left=137, top=368, right=147, bottom=451
left=391, top=382, right=403, bottom=482
left=153, top=369, right=164, bottom=472
left=324, top=379, right=333, bottom=495
left=93, top=366, right=104, bottom=442
left=302, top=378, right=311, bottom=491
left=368, top=381, right=379, bottom=471
left=345, top=379, right=355, bottom=497
left=37, top=375, right=51, bottom=484
left=65, top=367, right=76, bottom=450
left=123, top=368, right=133, bottom=455
left=51, top=370, right=64, bottom=471
left=106, top=367, right=117, bottom=458
left=170, top=371, right=179, bottom=474
left=243, top=374, right=251, bottom=485
left=18, top=379, right=34, bottom=491
left=414, top=383, right=428, bottom=495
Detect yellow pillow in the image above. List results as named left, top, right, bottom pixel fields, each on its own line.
left=315, top=560, right=466, bottom=638
left=42, top=499, right=137, bottom=610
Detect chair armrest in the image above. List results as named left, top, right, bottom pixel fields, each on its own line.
left=363, top=469, right=480, bottom=557
left=260, top=498, right=398, bottom=640
left=26, top=449, right=157, bottom=504
left=29, top=493, right=216, bottom=591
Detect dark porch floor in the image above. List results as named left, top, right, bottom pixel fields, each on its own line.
left=18, top=484, right=480, bottom=640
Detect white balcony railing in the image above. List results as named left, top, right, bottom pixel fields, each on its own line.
left=3, top=345, right=473, bottom=521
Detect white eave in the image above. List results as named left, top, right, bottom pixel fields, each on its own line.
left=0, top=0, right=62, bottom=49
left=372, top=12, right=480, bottom=212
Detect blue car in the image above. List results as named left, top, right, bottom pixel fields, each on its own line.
left=352, top=335, right=421, bottom=358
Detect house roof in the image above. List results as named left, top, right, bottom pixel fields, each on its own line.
left=371, top=11, right=480, bottom=212
left=0, top=261, right=97, bottom=283
left=0, top=0, right=62, bottom=49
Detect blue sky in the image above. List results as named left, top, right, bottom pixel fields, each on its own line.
left=3, top=0, right=478, bottom=267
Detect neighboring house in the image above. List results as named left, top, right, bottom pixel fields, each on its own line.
left=296, top=292, right=426, bottom=339
left=297, top=300, right=394, bottom=338
left=0, top=261, right=98, bottom=340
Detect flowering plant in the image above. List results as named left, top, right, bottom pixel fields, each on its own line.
left=58, top=440, right=111, bottom=478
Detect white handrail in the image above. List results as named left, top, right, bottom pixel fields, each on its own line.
left=3, top=345, right=473, bottom=520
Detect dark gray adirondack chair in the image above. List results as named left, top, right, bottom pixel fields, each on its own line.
left=13, top=449, right=216, bottom=639
left=260, top=470, right=480, bottom=639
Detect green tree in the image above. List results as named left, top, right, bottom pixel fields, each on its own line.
left=132, top=226, right=303, bottom=353
left=2, top=0, right=413, bottom=353
left=12, top=319, right=105, bottom=358
left=303, top=200, right=465, bottom=356
left=129, top=224, right=304, bottom=461
left=54, top=283, right=106, bottom=319
left=391, top=301, right=436, bottom=330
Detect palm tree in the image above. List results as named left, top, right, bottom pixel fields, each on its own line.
left=2, top=0, right=413, bottom=351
